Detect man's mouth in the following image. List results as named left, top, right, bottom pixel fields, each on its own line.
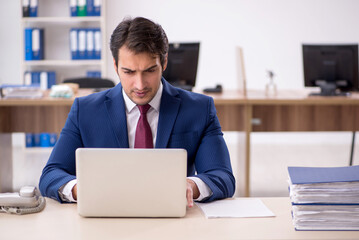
left=134, top=91, right=148, bottom=98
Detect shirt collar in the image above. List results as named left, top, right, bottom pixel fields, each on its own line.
left=122, top=81, right=163, bottom=113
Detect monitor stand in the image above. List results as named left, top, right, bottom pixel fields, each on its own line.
left=309, top=82, right=350, bottom=96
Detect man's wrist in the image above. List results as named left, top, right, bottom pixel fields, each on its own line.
left=58, top=179, right=78, bottom=202
left=187, top=176, right=213, bottom=201
left=187, top=179, right=200, bottom=199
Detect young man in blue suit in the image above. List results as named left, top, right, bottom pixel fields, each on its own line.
left=39, top=17, right=235, bottom=207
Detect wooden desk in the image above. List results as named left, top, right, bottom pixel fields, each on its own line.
left=1, top=197, right=358, bottom=240
left=1, top=90, right=359, bottom=195
left=207, top=89, right=359, bottom=196
left=0, top=90, right=92, bottom=133
left=0, top=90, right=91, bottom=192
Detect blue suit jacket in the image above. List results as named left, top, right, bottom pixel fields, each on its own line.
left=39, top=79, right=235, bottom=202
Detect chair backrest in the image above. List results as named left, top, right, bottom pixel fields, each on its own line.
left=63, top=78, right=115, bottom=88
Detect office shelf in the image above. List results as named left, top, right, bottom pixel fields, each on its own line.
left=24, top=60, right=103, bottom=67
left=20, top=0, right=107, bottom=84
left=22, top=16, right=104, bottom=23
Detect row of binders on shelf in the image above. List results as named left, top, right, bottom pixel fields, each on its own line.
left=24, top=71, right=56, bottom=90
left=23, top=0, right=101, bottom=18
left=26, top=133, right=58, bottom=148
left=70, top=28, right=101, bottom=60
left=86, top=70, right=101, bottom=78
left=25, top=28, right=44, bottom=61
left=24, top=28, right=102, bottom=61
left=22, top=0, right=38, bottom=17
left=288, top=165, right=359, bottom=231
left=70, top=0, right=102, bottom=17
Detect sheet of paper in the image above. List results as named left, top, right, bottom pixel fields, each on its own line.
left=196, top=198, right=275, bottom=218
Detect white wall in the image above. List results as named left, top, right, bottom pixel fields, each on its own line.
left=105, top=0, right=359, bottom=90
left=0, top=0, right=21, bottom=85
left=1, top=0, right=358, bottom=89
left=0, top=0, right=358, bottom=145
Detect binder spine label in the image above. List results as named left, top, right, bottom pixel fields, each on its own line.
left=29, top=0, right=38, bottom=17
left=23, top=0, right=30, bottom=17
left=24, top=71, right=32, bottom=85
left=77, top=0, right=87, bottom=16
left=69, top=0, right=77, bottom=17
left=86, top=29, right=94, bottom=59
left=94, top=0, right=101, bottom=16
left=70, top=29, right=79, bottom=60
left=32, top=28, right=40, bottom=60
left=31, top=28, right=44, bottom=60
left=78, top=29, right=87, bottom=59
left=40, top=71, right=48, bottom=90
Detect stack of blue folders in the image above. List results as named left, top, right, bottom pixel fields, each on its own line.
left=69, top=28, right=101, bottom=60
left=288, top=165, right=359, bottom=231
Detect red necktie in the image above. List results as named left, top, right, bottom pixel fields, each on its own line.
left=134, top=104, right=153, bottom=148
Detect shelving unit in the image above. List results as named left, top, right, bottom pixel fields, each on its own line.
left=20, top=0, right=107, bottom=85
left=24, top=60, right=103, bottom=66
left=21, top=16, right=104, bottom=23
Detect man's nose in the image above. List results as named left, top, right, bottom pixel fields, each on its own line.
left=134, top=74, right=146, bottom=90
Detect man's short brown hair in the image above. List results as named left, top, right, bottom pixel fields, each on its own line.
left=110, top=17, right=169, bottom=69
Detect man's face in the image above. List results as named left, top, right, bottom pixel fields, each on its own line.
left=114, top=46, right=167, bottom=106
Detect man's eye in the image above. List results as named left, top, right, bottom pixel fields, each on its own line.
left=124, top=71, right=134, bottom=74
left=146, top=69, right=156, bottom=73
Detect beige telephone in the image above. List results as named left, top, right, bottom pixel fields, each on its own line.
left=0, top=186, right=46, bottom=215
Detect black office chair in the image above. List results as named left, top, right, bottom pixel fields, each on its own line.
left=63, top=77, right=116, bottom=89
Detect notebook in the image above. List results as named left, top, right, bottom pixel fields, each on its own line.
left=75, top=148, right=187, bottom=217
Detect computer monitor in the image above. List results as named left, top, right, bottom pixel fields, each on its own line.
left=302, top=44, right=358, bottom=96
left=163, top=42, right=200, bottom=91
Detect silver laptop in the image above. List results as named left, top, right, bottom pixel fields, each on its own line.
left=75, top=148, right=187, bottom=218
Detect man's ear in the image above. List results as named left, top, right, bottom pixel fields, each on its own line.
left=162, top=54, right=168, bottom=72
left=113, top=58, right=119, bottom=75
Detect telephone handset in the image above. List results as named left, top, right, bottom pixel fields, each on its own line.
left=0, top=186, right=46, bottom=215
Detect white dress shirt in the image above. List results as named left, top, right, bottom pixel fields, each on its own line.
left=60, top=82, right=212, bottom=202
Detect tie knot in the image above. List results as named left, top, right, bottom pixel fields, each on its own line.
left=137, top=104, right=151, bottom=115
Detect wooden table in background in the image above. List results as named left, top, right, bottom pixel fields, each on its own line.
left=0, top=90, right=91, bottom=192
left=1, top=89, right=359, bottom=195
left=208, top=89, right=359, bottom=196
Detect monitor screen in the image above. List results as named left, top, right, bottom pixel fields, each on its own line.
left=302, top=44, right=358, bottom=96
left=163, top=42, right=200, bottom=91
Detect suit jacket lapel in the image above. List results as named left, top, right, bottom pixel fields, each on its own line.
left=156, top=79, right=181, bottom=148
left=104, top=83, right=129, bottom=148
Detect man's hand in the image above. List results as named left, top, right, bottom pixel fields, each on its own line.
left=186, top=179, right=199, bottom=208
left=72, top=184, right=77, bottom=200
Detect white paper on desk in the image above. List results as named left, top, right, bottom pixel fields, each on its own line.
left=196, top=198, right=275, bottom=218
